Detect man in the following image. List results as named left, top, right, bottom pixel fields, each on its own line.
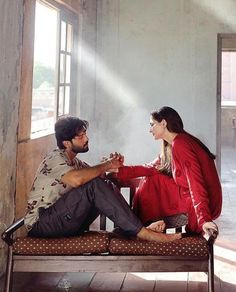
left=24, top=116, right=181, bottom=242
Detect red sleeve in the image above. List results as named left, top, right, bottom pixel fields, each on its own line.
left=117, top=165, right=158, bottom=180
left=172, top=138, right=212, bottom=229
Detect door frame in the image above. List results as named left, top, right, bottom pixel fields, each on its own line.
left=216, top=34, right=222, bottom=175
left=216, top=33, right=236, bottom=177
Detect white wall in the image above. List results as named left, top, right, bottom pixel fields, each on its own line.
left=79, top=0, right=236, bottom=165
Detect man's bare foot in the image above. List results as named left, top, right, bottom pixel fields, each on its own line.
left=146, top=220, right=166, bottom=233
left=137, top=227, right=182, bottom=242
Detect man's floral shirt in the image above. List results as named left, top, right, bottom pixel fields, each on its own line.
left=24, top=149, right=88, bottom=230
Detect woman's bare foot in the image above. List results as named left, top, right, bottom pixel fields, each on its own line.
left=146, top=220, right=166, bottom=233
left=137, top=227, right=181, bottom=242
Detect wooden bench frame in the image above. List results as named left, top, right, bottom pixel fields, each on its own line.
left=1, top=179, right=217, bottom=292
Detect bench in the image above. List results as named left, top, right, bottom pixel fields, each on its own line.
left=1, top=179, right=218, bottom=292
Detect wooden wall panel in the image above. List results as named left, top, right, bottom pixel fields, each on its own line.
left=16, top=135, right=56, bottom=219
left=18, top=0, right=35, bottom=142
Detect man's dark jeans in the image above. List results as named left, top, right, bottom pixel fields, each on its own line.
left=28, top=177, right=143, bottom=238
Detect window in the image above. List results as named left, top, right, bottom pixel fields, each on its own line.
left=58, top=21, right=73, bottom=117
left=31, top=0, right=78, bottom=138
left=221, top=51, right=236, bottom=106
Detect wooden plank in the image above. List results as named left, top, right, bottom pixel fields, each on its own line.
left=214, top=257, right=236, bottom=292
left=12, top=272, right=63, bottom=291
left=11, top=272, right=95, bottom=291
left=13, top=255, right=209, bottom=261
left=188, top=272, right=208, bottom=292
left=88, top=272, right=125, bottom=291
left=187, top=271, right=221, bottom=292
left=214, top=275, right=222, bottom=292
left=219, top=280, right=236, bottom=292
left=18, top=0, right=35, bottom=142
left=57, top=272, right=95, bottom=291
left=121, top=273, right=156, bottom=292
left=15, top=135, right=56, bottom=221
left=13, top=256, right=209, bottom=273
left=154, top=272, right=188, bottom=292
left=12, top=272, right=37, bottom=291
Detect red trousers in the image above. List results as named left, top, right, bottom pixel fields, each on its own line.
left=132, top=173, right=201, bottom=233
left=117, top=163, right=221, bottom=234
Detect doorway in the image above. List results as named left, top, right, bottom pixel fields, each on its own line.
left=217, top=34, right=236, bottom=184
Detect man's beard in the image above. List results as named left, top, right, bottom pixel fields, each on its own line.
left=71, top=142, right=89, bottom=154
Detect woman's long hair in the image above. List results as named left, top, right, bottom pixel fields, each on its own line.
left=151, top=106, right=216, bottom=176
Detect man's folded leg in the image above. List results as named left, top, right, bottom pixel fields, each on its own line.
left=29, top=177, right=181, bottom=242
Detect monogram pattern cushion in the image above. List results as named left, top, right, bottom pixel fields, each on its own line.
left=109, top=235, right=209, bottom=257
left=13, top=231, right=110, bottom=255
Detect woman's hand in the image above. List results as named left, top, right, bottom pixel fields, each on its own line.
left=109, top=152, right=124, bottom=164
left=202, top=221, right=218, bottom=235
left=146, top=220, right=166, bottom=233
left=101, top=152, right=124, bottom=173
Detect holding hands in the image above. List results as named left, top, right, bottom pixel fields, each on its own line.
left=102, top=152, right=124, bottom=172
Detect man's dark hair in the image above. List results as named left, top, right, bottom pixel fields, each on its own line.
left=55, top=116, right=89, bottom=149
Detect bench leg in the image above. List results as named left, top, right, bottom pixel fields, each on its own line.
left=208, top=243, right=214, bottom=292
left=4, top=246, right=13, bottom=292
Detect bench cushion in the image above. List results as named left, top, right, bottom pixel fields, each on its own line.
left=13, top=233, right=209, bottom=258
left=109, top=235, right=209, bottom=257
left=13, top=231, right=110, bottom=255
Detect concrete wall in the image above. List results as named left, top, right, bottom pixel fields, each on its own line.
left=79, top=0, right=236, bottom=165
left=0, top=0, right=23, bottom=277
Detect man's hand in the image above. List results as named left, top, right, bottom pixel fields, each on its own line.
left=62, top=153, right=124, bottom=188
left=109, top=152, right=124, bottom=164
left=101, top=152, right=124, bottom=173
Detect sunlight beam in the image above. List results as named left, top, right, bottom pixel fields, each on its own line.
left=215, top=244, right=236, bottom=263
left=192, top=0, right=236, bottom=30
left=80, top=43, right=140, bottom=108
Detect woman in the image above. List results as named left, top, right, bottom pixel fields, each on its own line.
left=116, top=106, right=222, bottom=234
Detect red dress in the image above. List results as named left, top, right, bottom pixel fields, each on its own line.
left=117, top=133, right=222, bottom=233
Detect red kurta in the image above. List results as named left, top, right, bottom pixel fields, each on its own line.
left=117, top=133, right=222, bottom=233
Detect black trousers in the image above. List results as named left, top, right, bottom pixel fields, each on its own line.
left=28, top=177, right=143, bottom=238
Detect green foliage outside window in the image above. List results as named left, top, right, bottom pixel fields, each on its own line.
left=33, top=63, right=55, bottom=89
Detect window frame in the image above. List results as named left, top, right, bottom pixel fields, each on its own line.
left=17, top=0, right=79, bottom=143
left=57, top=8, right=78, bottom=118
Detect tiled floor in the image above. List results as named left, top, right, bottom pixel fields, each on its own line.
left=1, top=146, right=236, bottom=291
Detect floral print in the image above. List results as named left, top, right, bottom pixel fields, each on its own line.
left=24, top=149, right=87, bottom=230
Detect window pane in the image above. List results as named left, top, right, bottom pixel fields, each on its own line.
left=67, top=24, right=72, bottom=53
left=31, top=1, right=58, bottom=138
left=61, top=21, right=66, bottom=51
left=60, top=53, right=65, bottom=84
left=58, top=86, right=64, bottom=116
left=66, top=55, right=71, bottom=84
left=65, top=86, right=70, bottom=114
